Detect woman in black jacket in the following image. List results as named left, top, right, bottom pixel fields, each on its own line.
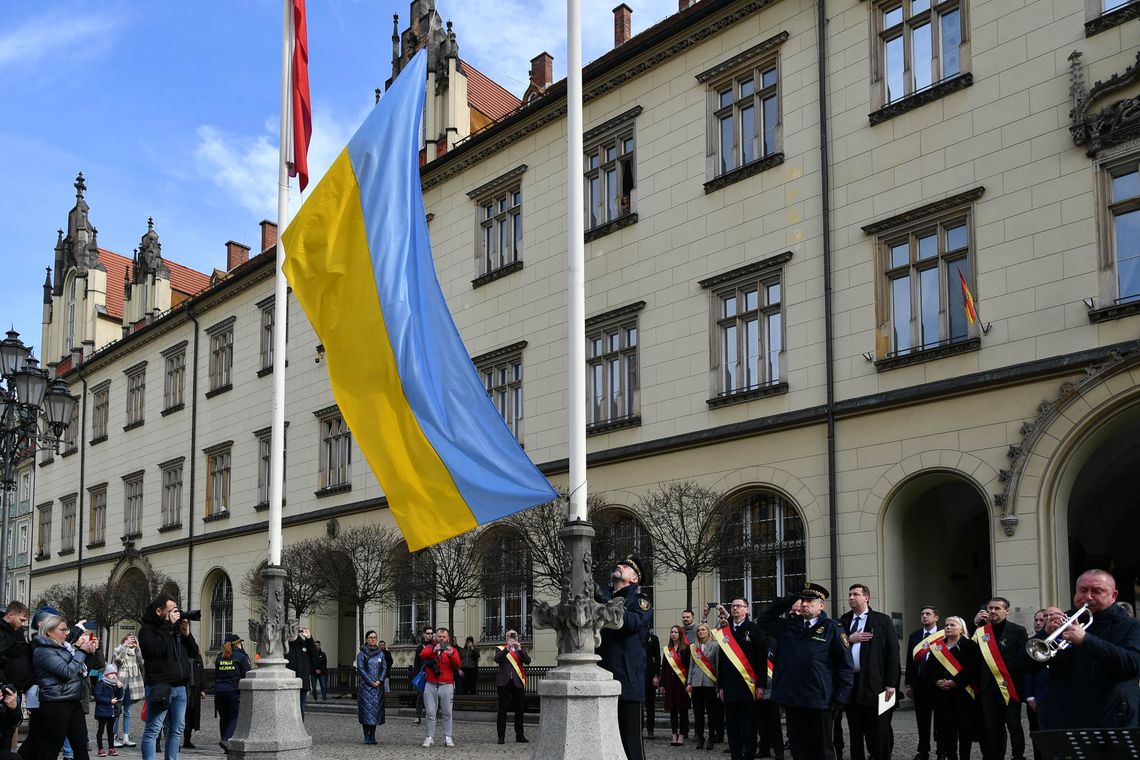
left=214, top=634, right=251, bottom=745
left=24, top=613, right=99, bottom=760
left=927, top=616, right=983, bottom=760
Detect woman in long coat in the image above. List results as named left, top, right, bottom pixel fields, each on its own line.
left=112, top=634, right=144, bottom=747
left=356, top=630, right=388, bottom=745
left=927, top=615, right=984, bottom=760
left=654, top=625, right=692, bottom=746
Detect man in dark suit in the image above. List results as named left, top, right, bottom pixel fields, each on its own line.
left=838, top=584, right=900, bottom=760
left=644, top=627, right=661, bottom=739
left=716, top=597, right=766, bottom=760
left=973, top=597, right=1028, bottom=760
left=493, top=629, right=531, bottom=744
left=904, top=606, right=941, bottom=760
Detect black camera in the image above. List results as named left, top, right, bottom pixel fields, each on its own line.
left=178, top=609, right=202, bottom=622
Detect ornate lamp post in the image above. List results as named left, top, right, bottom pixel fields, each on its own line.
left=0, top=329, right=78, bottom=597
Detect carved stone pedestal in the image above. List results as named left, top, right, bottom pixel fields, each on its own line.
left=531, top=520, right=627, bottom=760
left=226, top=565, right=312, bottom=760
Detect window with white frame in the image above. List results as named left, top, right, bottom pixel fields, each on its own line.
left=255, top=425, right=287, bottom=505
left=1102, top=156, right=1140, bottom=305
left=123, top=474, right=143, bottom=538
left=60, top=496, right=76, bottom=553
left=479, top=187, right=522, bottom=275
left=586, top=307, right=641, bottom=429
left=719, top=491, right=806, bottom=619
left=163, top=344, right=185, bottom=410
left=481, top=529, right=532, bottom=641
left=207, top=319, right=234, bottom=392
left=210, top=574, right=233, bottom=650
left=18, top=471, right=31, bottom=505
left=475, top=345, right=525, bottom=442
left=703, top=260, right=786, bottom=399
left=205, top=445, right=231, bottom=516
left=711, top=61, right=778, bottom=177
left=88, top=486, right=106, bottom=545
left=18, top=524, right=29, bottom=555
left=125, top=364, right=146, bottom=427
left=319, top=415, right=351, bottom=490
left=37, top=504, right=52, bottom=557
left=394, top=545, right=436, bottom=645
left=91, top=383, right=109, bottom=441
left=258, top=298, right=275, bottom=371
left=161, top=460, right=183, bottom=528
left=62, top=404, right=79, bottom=455
left=585, top=126, right=636, bottom=231
left=874, top=0, right=965, bottom=106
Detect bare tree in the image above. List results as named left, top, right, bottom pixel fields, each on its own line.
left=241, top=538, right=336, bottom=621
left=506, top=489, right=610, bottom=597
left=83, top=580, right=122, bottom=651
left=111, top=569, right=181, bottom=626
left=426, top=532, right=482, bottom=632
left=636, top=480, right=728, bottom=609
left=321, top=524, right=401, bottom=645
left=34, top=583, right=84, bottom=623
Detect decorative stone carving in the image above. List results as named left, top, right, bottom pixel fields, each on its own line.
left=1068, top=50, right=1140, bottom=156
left=533, top=594, right=626, bottom=654
left=249, top=565, right=297, bottom=660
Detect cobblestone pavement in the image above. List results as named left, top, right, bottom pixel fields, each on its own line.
left=68, top=698, right=1026, bottom=759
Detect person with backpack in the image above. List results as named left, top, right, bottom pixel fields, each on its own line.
left=137, top=594, right=198, bottom=760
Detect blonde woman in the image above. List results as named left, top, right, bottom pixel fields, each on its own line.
left=686, top=623, right=723, bottom=750
left=112, top=634, right=144, bottom=747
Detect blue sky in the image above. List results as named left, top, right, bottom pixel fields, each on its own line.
left=0, top=0, right=676, bottom=356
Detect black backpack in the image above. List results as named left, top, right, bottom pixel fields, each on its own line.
left=1, top=638, right=36, bottom=693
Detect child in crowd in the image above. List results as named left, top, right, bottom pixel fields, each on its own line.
left=94, top=664, right=124, bottom=757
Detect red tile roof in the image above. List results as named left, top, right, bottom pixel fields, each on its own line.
left=97, top=249, right=211, bottom=321
left=463, top=59, right=520, bottom=121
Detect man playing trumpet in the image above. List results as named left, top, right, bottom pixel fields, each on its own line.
left=1025, top=569, right=1140, bottom=730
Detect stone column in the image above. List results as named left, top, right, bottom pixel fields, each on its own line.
left=226, top=565, right=312, bottom=759
left=531, top=520, right=627, bottom=760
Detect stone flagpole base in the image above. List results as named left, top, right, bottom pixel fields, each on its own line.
left=225, top=566, right=312, bottom=760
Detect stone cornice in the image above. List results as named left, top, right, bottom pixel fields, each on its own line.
left=583, top=106, right=643, bottom=144
left=1068, top=50, right=1140, bottom=156
left=312, top=403, right=341, bottom=419
left=466, top=164, right=529, bottom=200
left=160, top=340, right=188, bottom=358
left=1085, top=2, right=1140, bottom=36
left=868, top=73, right=973, bottom=127
left=586, top=301, right=647, bottom=329
left=698, top=251, right=793, bottom=289
left=204, top=315, right=236, bottom=337
left=201, top=440, right=233, bottom=456
left=471, top=340, right=529, bottom=366
left=861, top=187, right=985, bottom=235
left=695, top=30, right=789, bottom=83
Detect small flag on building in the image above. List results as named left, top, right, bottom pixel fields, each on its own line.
left=958, top=268, right=978, bottom=326
left=280, top=50, right=556, bottom=551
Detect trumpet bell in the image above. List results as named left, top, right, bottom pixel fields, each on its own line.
left=1026, top=637, right=1053, bottom=662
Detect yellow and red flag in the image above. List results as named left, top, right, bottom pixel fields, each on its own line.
left=958, top=269, right=978, bottom=326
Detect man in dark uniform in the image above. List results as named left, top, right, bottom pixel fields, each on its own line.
left=716, top=598, right=765, bottom=760
left=972, top=597, right=1027, bottom=760
left=644, top=626, right=661, bottom=739
left=758, top=583, right=853, bottom=760
left=597, top=556, right=653, bottom=760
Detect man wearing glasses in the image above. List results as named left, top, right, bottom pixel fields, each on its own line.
left=716, top=599, right=765, bottom=760
left=413, top=626, right=434, bottom=725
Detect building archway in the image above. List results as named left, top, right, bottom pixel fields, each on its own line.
left=202, top=570, right=233, bottom=652
left=881, top=470, right=992, bottom=635
left=718, top=488, right=807, bottom=619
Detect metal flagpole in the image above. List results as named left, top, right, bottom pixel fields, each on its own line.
left=227, top=2, right=311, bottom=756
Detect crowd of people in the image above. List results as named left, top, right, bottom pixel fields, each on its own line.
left=596, top=559, right=1140, bottom=760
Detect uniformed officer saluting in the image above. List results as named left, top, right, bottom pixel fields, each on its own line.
left=758, top=582, right=854, bottom=760
left=597, top=556, right=653, bottom=760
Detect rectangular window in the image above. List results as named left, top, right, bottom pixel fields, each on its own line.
left=161, top=463, right=183, bottom=528
left=88, top=486, right=106, bottom=545
left=478, top=187, right=523, bottom=275
left=208, top=323, right=234, bottom=392
left=586, top=314, right=640, bottom=428
left=1105, top=158, right=1140, bottom=304
left=477, top=350, right=524, bottom=443
left=876, top=0, right=965, bottom=105
left=92, top=385, right=109, bottom=441
left=585, top=131, right=635, bottom=230
left=124, top=475, right=143, bottom=537
left=164, top=348, right=185, bottom=410
left=37, top=506, right=51, bottom=557
left=205, top=448, right=231, bottom=516
left=18, top=524, right=29, bottom=555
left=319, top=416, right=351, bottom=490
left=711, top=62, right=779, bottom=177
left=60, top=496, right=76, bottom=553
left=62, top=404, right=79, bottom=455
left=18, top=471, right=31, bottom=505
left=260, top=304, right=274, bottom=370
left=126, top=366, right=146, bottom=427
left=712, top=273, right=784, bottom=397
left=256, top=427, right=287, bottom=505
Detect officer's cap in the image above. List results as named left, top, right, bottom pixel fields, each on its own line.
left=618, top=555, right=644, bottom=582
left=797, top=582, right=830, bottom=601
left=224, top=633, right=243, bottom=644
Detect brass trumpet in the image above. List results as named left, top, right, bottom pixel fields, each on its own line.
left=1025, top=604, right=1093, bottom=662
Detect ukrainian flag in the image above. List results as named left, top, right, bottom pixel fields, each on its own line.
left=281, top=50, right=556, bottom=550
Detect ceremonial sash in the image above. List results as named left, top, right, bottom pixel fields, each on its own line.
left=912, top=629, right=945, bottom=663
left=692, top=643, right=717, bottom=685
left=497, top=645, right=527, bottom=686
left=712, top=626, right=759, bottom=694
left=973, top=624, right=1019, bottom=704
left=766, top=656, right=774, bottom=681
left=664, top=646, right=688, bottom=683
left=928, top=640, right=976, bottom=699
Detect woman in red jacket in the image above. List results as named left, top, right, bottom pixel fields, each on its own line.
left=418, top=627, right=462, bottom=748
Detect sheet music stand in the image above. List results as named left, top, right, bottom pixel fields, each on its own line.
left=1031, top=729, right=1140, bottom=760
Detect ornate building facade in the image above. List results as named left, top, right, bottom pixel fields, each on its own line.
left=25, top=0, right=1140, bottom=670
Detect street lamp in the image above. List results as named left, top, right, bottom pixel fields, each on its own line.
left=0, top=329, right=78, bottom=597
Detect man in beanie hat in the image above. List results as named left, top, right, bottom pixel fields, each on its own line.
left=597, top=556, right=653, bottom=760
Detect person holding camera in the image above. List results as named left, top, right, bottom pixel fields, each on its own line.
left=418, top=626, right=461, bottom=748
left=137, top=594, right=199, bottom=760
left=285, top=627, right=313, bottom=718
left=493, top=630, right=530, bottom=744
left=25, top=612, right=98, bottom=760
left=112, top=634, right=144, bottom=748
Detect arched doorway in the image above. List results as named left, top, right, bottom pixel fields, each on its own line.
left=1051, top=400, right=1140, bottom=608
left=882, top=471, right=991, bottom=634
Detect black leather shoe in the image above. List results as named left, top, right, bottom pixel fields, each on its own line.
left=497, top=737, right=505, bottom=745
left=697, top=738, right=705, bottom=750
left=914, top=754, right=930, bottom=760
left=517, top=736, right=529, bottom=743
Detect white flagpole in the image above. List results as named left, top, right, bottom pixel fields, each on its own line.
left=566, top=0, right=587, bottom=523
left=269, top=0, right=291, bottom=567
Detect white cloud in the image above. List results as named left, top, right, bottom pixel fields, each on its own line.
left=443, top=0, right=679, bottom=96
left=193, top=106, right=364, bottom=219
left=0, top=12, right=116, bottom=67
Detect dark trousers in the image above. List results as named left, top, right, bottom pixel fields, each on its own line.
left=670, top=707, right=689, bottom=736
left=21, top=700, right=90, bottom=760
left=786, top=705, right=837, bottom=760
left=913, top=685, right=937, bottom=756
left=725, top=701, right=758, bottom=760
left=846, top=701, right=893, bottom=760
left=692, top=686, right=723, bottom=742
left=496, top=683, right=525, bottom=740
left=309, top=672, right=328, bottom=700
left=618, top=699, right=645, bottom=760
left=644, top=680, right=657, bottom=735
left=215, top=690, right=240, bottom=741
left=463, top=668, right=478, bottom=695
left=758, top=700, right=784, bottom=756
left=96, top=716, right=115, bottom=749
left=981, top=695, right=1024, bottom=760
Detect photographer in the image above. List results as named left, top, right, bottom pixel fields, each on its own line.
left=137, top=594, right=199, bottom=760
left=0, top=601, right=29, bottom=751
left=285, top=627, right=313, bottom=719
left=418, top=627, right=461, bottom=748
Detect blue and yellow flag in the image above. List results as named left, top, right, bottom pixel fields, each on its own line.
left=281, top=50, right=556, bottom=550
